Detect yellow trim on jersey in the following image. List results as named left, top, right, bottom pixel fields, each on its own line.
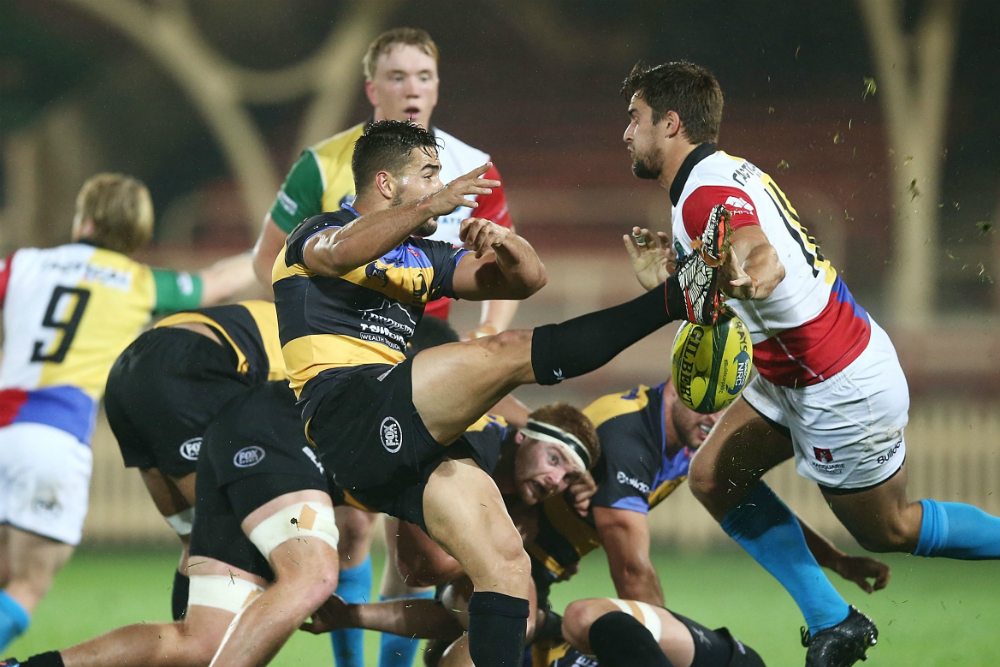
left=532, top=639, right=571, bottom=667
left=155, top=311, right=253, bottom=374
left=38, top=249, right=156, bottom=398
left=539, top=494, right=602, bottom=568
left=272, top=254, right=314, bottom=283
left=341, top=489, right=376, bottom=513
left=759, top=172, right=837, bottom=286
left=338, top=261, right=437, bottom=306
left=648, top=475, right=687, bottom=509
left=282, top=334, right=404, bottom=396
left=582, top=385, right=650, bottom=428
left=313, top=124, right=365, bottom=212
left=241, top=301, right=288, bottom=381
left=466, top=413, right=509, bottom=433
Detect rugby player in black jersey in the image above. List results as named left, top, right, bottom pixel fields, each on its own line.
left=271, top=119, right=725, bottom=667
left=104, top=301, right=286, bottom=621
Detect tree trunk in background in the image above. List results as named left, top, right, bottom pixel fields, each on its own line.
left=857, top=0, right=961, bottom=327
left=58, top=0, right=397, bottom=233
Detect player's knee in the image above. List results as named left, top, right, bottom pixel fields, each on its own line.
left=688, top=455, right=722, bottom=503
left=561, top=600, right=601, bottom=650
left=492, top=541, right=531, bottom=586
left=481, top=329, right=531, bottom=358
left=396, top=550, right=459, bottom=588
left=335, top=508, right=377, bottom=557
left=852, top=518, right=919, bottom=554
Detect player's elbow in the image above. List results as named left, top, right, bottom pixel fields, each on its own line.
left=510, top=262, right=547, bottom=299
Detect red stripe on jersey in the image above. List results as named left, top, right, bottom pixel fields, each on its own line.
left=0, top=253, right=12, bottom=308
left=0, top=389, right=28, bottom=427
left=682, top=185, right=760, bottom=240
left=424, top=296, right=451, bottom=321
left=753, top=277, right=871, bottom=388
left=473, top=165, right=513, bottom=229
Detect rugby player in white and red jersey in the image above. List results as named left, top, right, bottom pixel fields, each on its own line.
left=620, top=62, right=1000, bottom=667
left=249, top=28, right=521, bottom=667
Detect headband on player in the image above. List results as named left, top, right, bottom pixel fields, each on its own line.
left=520, top=419, right=592, bottom=472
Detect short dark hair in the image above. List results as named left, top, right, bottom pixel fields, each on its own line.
left=621, top=61, right=723, bottom=144
left=352, top=120, right=442, bottom=196
left=528, top=403, right=601, bottom=470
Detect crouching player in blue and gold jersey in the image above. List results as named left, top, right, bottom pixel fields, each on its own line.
left=0, top=173, right=256, bottom=651
left=271, top=119, right=728, bottom=667
left=104, top=300, right=286, bottom=621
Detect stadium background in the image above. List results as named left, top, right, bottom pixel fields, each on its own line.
left=2, top=0, right=999, bottom=664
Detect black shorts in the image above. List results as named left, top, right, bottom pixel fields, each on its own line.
left=307, top=359, right=498, bottom=531
left=188, top=381, right=329, bottom=581
left=106, top=327, right=251, bottom=477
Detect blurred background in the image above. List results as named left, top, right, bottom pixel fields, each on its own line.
left=2, top=0, right=999, bottom=550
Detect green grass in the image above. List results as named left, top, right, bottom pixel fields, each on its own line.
left=9, top=547, right=999, bottom=666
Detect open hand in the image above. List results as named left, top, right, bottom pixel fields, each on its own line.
left=460, top=217, right=512, bottom=259
left=623, top=227, right=675, bottom=291
left=426, top=162, right=501, bottom=218
left=719, top=243, right=758, bottom=300
left=833, top=554, right=891, bottom=594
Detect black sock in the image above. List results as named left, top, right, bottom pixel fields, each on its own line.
left=589, top=611, right=673, bottom=667
left=531, top=277, right=680, bottom=386
left=172, top=569, right=189, bottom=621
left=467, top=591, right=529, bottom=667
left=669, top=612, right=765, bottom=667
left=21, top=652, right=65, bottom=667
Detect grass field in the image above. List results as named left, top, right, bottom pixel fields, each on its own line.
left=8, top=546, right=999, bottom=666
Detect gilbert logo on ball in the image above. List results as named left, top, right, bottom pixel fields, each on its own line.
left=671, top=309, right=753, bottom=414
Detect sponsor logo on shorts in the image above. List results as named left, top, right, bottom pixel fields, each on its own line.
left=233, top=446, right=266, bottom=468
left=301, top=446, right=325, bottom=474
left=380, top=417, right=402, bottom=453
left=31, top=482, right=63, bottom=517
left=616, top=471, right=651, bottom=495
left=810, top=461, right=845, bottom=474
left=179, top=437, right=202, bottom=461
left=877, top=438, right=903, bottom=466
left=813, top=447, right=834, bottom=463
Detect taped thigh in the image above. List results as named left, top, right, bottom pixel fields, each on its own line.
left=188, top=574, right=264, bottom=614
left=607, top=599, right=662, bottom=642
left=248, top=501, right=339, bottom=561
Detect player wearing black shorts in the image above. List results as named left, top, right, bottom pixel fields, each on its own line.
left=104, top=300, right=284, bottom=619
left=4, top=380, right=337, bottom=667
left=273, top=118, right=725, bottom=667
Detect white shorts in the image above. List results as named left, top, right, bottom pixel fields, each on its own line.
left=0, top=422, right=93, bottom=545
left=742, top=320, right=909, bottom=491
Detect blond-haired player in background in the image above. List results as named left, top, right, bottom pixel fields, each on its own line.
left=0, top=173, right=255, bottom=651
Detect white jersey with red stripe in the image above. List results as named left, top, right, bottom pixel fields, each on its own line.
left=670, top=145, right=871, bottom=388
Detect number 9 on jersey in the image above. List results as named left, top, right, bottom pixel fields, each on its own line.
left=671, top=310, right=753, bottom=414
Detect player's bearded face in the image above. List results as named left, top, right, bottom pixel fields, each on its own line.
left=671, top=400, right=720, bottom=450
left=390, top=147, right=443, bottom=236
left=514, top=439, right=577, bottom=505
left=630, top=144, right=664, bottom=180
left=625, top=96, right=664, bottom=180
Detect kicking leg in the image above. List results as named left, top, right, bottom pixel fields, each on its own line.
left=329, top=506, right=377, bottom=667
left=824, top=460, right=1000, bottom=558
left=689, top=399, right=850, bottom=635
left=413, top=284, right=678, bottom=444
left=422, top=457, right=530, bottom=667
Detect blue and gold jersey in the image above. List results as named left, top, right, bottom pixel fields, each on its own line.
left=585, top=383, right=692, bottom=514
left=271, top=207, right=468, bottom=400
left=155, top=301, right=286, bottom=385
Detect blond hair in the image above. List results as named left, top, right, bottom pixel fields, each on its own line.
left=363, top=28, right=439, bottom=81
left=75, top=173, right=154, bottom=255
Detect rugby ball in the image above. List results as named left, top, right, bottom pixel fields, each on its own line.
left=671, top=311, right=753, bottom=414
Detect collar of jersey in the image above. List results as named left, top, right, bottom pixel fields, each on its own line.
left=669, top=142, right=717, bottom=206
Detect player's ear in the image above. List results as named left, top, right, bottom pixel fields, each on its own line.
left=662, top=110, right=682, bottom=140
left=364, top=78, right=378, bottom=107
left=374, top=170, right=395, bottom=201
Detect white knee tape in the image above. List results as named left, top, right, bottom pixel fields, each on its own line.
left=608, top=599, right=662, bottom=642
left=188, top=575, right=264, bottom=615
left=163, top=507, right=195, bottom=536
left=248, top=501, right=339, bottom=561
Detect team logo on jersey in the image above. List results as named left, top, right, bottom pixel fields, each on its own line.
left=380, top=416, right=402, bottom=453
left=365, top=262, right=390, bottom=286
left=813, top=447, right=834, bottom=463
left=179, top=438, right=202, bottom=461
left=725, top=196, right=755, bottom=213
left=233, top=446, right=266, bottom=468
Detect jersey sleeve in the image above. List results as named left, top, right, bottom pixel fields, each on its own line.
left=283, top=211, right=352, bottom=268
left=462, top=416, right=509, bottom=476
left=0, top=253, right=12, bottom=308
left=269, top=150, right=325, bottom=233
left=151, top=268, right=203, bottom=313
left=590, top=418, right=659, bottom=514
left=422, top=240, right=470, bottom=300
left=682, top=185, right=760, bottom=240
left=473, top=164, right=514, bottom=229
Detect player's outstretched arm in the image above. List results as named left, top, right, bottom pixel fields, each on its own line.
left=196, top=251, right=260, bottom=306
left=251, top=214, right=287, bottom=289
left=593, top=506, right=665, bottom=606
left=303, top=163, right=499, bottom=278
left=798, top=514, right=891, bottom=594
left=302, top=594, right=465, bottom=640
left=721, top=226, right=785, bottom=300
left=624, top=226, right=675, bottom=291
left=450, top=218, right=547, bottom=301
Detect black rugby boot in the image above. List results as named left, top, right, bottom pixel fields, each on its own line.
left=802, top=606, right=878, bottom=667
